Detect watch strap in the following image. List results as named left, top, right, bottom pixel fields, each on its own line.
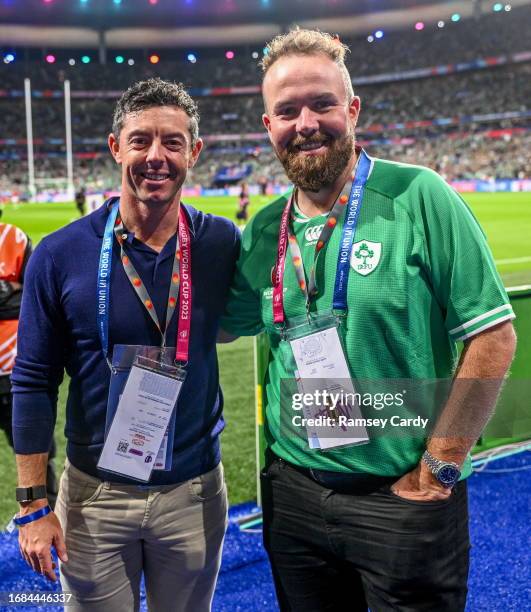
left=16, top=485, right=47, bottom=503
left=422, top=450, right=460, bottom=484
left=423, top=449, right=441, bottom=473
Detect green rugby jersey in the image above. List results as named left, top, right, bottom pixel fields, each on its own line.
left=222, top=157, right=514, bottom=478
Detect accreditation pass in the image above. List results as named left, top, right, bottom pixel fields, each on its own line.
left=290, top=326, right=369, bottom=450
left=98, top=364, right=182, bottom=481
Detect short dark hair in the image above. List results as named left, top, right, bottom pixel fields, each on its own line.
left=112, top=78, right=200, bottom=146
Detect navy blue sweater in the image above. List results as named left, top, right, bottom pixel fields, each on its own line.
left=12, top=201, right=240, bottom=484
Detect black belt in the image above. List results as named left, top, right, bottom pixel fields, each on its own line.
left=266, top=448, right=396, bottom=495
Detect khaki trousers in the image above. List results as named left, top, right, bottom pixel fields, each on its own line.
left=55, top=460, right=228, bottom=612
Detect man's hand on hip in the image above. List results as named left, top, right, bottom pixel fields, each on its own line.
left=390, top=463, right=452, bottom=502
left=18, top=500, right=68, bottom=582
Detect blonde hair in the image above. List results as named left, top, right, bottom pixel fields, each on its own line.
left=261, top=28, right=354, bottom=102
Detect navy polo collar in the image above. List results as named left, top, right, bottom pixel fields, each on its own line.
left=90, top=197, right=198, bottom=240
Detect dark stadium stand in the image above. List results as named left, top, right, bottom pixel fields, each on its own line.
left=0, top=3, right=530, bottom=191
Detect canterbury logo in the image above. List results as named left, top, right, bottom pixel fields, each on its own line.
left=304, top=224, right=324, bottom=243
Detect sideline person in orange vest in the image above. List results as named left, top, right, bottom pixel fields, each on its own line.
left=0, top=210, right=58, bottom=508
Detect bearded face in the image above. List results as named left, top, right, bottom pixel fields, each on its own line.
left=262, top=54, right=361, bottom=194
left=275, top=128, right=355, bottom=192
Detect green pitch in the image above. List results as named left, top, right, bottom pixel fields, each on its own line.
left=462, top=193, right=531, bottom=287
left=2, top=192, right=530, bottom=285
left=0, top=192, right=529, bottom=523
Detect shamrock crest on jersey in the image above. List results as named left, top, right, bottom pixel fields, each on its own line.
left=351, top=240, right=381, bottom=276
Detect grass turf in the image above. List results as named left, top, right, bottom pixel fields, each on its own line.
left=0, top=192, right=529, bottom=524
left=2, top=192, right=530, bottom=284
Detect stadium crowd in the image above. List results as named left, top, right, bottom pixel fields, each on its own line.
left=187, top=130, right=531, bottom=186
left=2, top=62, right=530, bottom=139
left=2, top=129, right=530, bottom=198
left=1, top=4, right=530, bottom=193
left=1, top=5, right=530, bottom=90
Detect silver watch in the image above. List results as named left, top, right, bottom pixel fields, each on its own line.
left=422, top=450, right=461, bottom=488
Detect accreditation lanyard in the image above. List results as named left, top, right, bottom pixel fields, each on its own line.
left=97, top=200, right=192, bottom=365
left=272, top=149, right=372, bottom=324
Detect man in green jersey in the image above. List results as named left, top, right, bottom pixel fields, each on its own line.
left=220, top=29, right=516, bottom=611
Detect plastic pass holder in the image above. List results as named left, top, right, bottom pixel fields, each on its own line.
left=102, top=345, right=185, bottom=480
left=278, top=311, right=369, bottom=451
left=134, top=354, right=187, bottom=380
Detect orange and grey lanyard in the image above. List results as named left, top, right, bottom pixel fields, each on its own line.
left=287, top=180, right=352, bottom=302
left=113, top=206, right=192, bottom=361
left=272, top=149, right=371, bottom=324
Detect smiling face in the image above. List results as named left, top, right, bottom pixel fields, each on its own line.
left=108, top=105, right=202, bottom=208
left=262, top=53, right=360, bottom=192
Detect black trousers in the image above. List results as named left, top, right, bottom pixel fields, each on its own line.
left=0, top=389, right=58, bottom=509
left=261, top=454, right=470, bottom=612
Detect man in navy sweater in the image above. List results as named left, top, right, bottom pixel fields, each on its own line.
left=12, top=78, right=240, bottom=611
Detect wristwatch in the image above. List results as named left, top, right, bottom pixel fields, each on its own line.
left=15, top=485, right=47, bottom=503
left=422, top=450, right=461, bottom=488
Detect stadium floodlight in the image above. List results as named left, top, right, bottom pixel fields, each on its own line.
left=451, top=13, right=461, bottom=21
left=128, top=58, right=135, bottom=65
left=149, top=54, right=160, bottom=64
left=415, top=21, right=425, bottom=30
left=45, top=54, right=56, bottom=64
left=115, top=55, right=125, bottom=64
left=374, top=30, right=384, bottom=39
left=438, top=20, right=445, bottom=28
left=367, top=35, right=374, bottom=42
left=68, top=58, right=76, bottom=66
left=81, top=55, right=91, bottom=64
left=493, top=2, right=503, bottom=10
left=225, top=51, right=235, bottom=60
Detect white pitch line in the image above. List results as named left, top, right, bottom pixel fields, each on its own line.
left=495, top=256, right=531, bottom=265
left=506, top=285, right=531, bottom=292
